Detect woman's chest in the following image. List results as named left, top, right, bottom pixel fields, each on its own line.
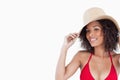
left=89, top=56, right=118, bottom=79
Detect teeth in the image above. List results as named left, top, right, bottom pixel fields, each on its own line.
left=90, top=38, right=96, bottom=42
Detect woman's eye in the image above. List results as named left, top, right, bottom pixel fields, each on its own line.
left=94, top=28, right=99, bottom=31
left=94, top=26, right=101, bottom=31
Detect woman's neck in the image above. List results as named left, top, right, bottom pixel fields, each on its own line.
left=94, top=46, right=109, bottom=58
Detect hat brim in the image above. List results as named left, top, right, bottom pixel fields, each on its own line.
left=79, top=15, right=120, bottom=34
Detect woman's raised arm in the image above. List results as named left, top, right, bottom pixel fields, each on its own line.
left=55, top=33, right=80, bottom=80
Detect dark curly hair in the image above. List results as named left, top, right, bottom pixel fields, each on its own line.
left=79, top=19, right=119, bottom=53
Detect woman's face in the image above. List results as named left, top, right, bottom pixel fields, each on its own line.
left=86, top=21, right=104, bottom=47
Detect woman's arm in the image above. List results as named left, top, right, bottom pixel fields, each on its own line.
left=55, top=33, right=80, bottom=80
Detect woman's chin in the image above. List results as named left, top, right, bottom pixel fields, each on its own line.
left=90, top=44, right=97, bottom=47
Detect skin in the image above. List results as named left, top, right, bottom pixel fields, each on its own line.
left=55, top=21, right=120, bottom=80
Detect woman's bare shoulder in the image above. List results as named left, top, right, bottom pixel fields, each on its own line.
left=115, top=53, right=120, bottom=56
left=111, top=52, right=120, bottom=60
left=77, top=50, right=91, bottom=55
left=74, top=50, right=91, bottom=67
left=112, top=52, right=120, bottom=57
left=75, top=50, right=91, bottom=60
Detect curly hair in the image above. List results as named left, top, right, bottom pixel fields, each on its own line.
left=79, top=19, right=119, bottom=53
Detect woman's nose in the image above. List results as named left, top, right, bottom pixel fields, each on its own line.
left=89, top=31, right=94, bottom=37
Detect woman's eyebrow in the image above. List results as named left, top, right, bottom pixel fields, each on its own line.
left=93, top=25, right=100, bottom=27
left=93, top=25, right=102, bottom=28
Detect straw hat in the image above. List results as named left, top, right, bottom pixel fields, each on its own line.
left=80, top=7, right=120, bottom=33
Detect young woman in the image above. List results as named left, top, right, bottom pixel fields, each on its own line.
left=55, top=7, right=120, bottom=80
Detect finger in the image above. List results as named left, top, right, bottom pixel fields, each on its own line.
left=70, top=33, right=79, bottom=39
left=69, top=34, right=76, bottom=39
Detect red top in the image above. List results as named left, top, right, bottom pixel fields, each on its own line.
left=80, top=52, right=117, bottom=80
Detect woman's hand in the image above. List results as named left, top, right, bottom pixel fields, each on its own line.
left=63, top=33, right=79, bottom=49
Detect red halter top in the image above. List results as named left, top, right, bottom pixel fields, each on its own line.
left=80, top=52, right=117, bottom=80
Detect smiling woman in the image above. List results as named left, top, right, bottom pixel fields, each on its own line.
left=55, top=7, right=120, bottom=80
left=79, top=19, right=119, bottom=80
left=80, top=19, right=119, bottom=53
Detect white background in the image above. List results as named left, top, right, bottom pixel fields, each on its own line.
left=0, top=0, right=120, bottom=80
